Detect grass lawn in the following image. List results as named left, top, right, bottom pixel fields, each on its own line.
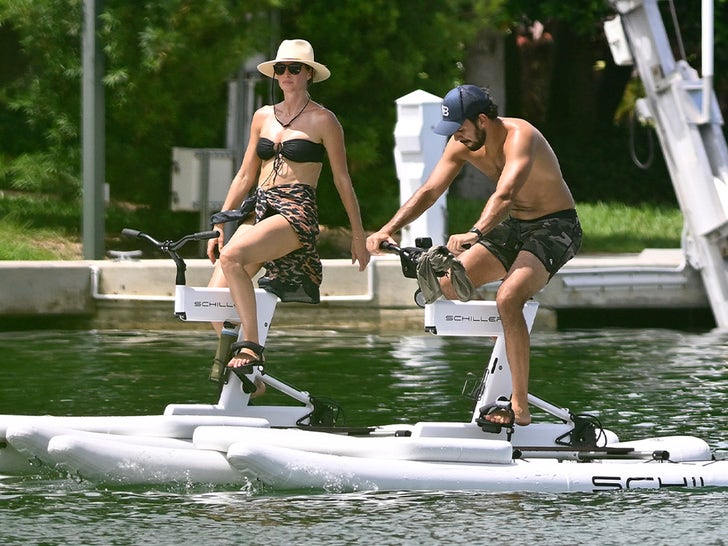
left=447, top=198, right=683, bottom=254
left=0, top=191, right=684, bottom=260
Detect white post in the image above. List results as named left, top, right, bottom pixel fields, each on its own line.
left=393, top=90, right=448, bottom=247
left=701, top=0, right=714, bottom=121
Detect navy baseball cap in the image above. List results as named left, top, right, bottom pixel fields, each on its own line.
left=434, top=85, right=492, bottom=136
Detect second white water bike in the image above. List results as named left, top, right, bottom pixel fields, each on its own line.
left=1, top=228, right=726, bottom=492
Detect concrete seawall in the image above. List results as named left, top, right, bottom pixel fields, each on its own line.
left=0, top=249, right=712, bottom=332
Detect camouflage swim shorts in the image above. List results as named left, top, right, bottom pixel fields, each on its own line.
left=477, top=209, right=582, bottom=279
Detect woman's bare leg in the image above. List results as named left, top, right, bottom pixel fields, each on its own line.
left=219, top=214, right=301, bottom=367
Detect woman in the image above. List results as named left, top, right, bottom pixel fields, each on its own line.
left=207, top=39, right=369, bottom=385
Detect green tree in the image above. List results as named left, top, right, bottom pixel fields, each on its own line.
left=0, top=0, right=502, bottom=229
left=0, top=0, right=84, bottom=198
left=501, top=0, right=727, bottom=204
left=275, top=0, right=503, bottom=226
left=0, top=0, right=271, bottom=206
left=1, top=0, right=725, bottom=233
left=100, top=1, right=272, bottom=206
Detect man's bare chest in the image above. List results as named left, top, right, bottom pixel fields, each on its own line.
left=470, top=153, right=504, bottom=181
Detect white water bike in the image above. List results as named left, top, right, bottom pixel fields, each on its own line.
left=1, top=227, right=726, bottom=492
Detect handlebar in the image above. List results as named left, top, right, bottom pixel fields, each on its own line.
left=121, top=227, right=220, bottom=285
left=377, top=240, right=425, bottom=280
left=379, top=241, right=401, bottom=254
left=121, top=228, right=219, bottom=252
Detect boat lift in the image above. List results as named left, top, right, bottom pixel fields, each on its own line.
left=604, top=0, right=728, bottom=327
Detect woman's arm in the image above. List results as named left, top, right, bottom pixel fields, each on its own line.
left=207, top=109, right=265, bottom=263
left=320, top=109, right=370, bottom=270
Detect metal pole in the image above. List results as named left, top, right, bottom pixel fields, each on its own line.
left=198, top=151, right=211, bottom=257
left=82, top=0, right=105, bottom=259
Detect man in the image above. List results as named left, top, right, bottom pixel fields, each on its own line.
left=366, top=84, right=581, bottom=427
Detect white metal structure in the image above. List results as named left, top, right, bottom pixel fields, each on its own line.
left=605, top=0, right=728, bottom=326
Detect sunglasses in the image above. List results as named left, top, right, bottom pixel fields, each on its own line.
left=273, top=62, right=305, bottom=76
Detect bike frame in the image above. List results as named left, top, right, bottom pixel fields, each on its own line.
left=123, top=229, right=579, bottom=431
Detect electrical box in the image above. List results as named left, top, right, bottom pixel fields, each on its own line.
left=170, top=147, right=234, bottom=211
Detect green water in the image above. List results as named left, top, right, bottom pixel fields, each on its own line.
left=1, top=327, right=727, bottom=545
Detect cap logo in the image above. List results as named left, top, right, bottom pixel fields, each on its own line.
left=441, top=104, right=450, bottom=118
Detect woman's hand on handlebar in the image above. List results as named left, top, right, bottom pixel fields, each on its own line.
left=207, top=225, right=225, bottom=264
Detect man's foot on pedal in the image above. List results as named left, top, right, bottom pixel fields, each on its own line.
left=482, top=406, right=531, bottom=427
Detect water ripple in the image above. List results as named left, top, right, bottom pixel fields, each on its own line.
left=0, top=327, right=726, bottom=544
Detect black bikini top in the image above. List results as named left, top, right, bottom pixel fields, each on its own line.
left=256, top=137, right=325, bottom=164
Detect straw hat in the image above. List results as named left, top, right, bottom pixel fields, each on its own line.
left=257, top=39, right=331, bottom=82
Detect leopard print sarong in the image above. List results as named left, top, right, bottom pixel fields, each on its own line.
left=254, top=184, right=322, bottom=304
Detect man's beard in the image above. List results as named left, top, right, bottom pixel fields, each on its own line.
left=463, top=125, right=486, bottom=151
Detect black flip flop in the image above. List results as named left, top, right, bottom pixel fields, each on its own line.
left=228, top=341, right=264, bottom=394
